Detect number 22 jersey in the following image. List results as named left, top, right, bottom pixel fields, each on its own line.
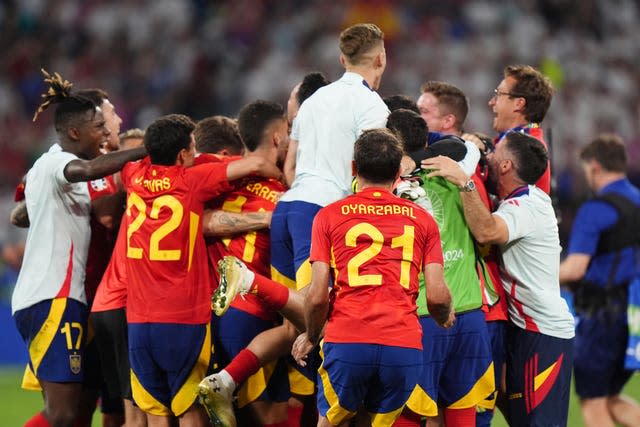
left=121, top=158, right=233, bottom=324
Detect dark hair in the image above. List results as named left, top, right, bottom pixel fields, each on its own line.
left=354, top=129, right=403, bottom=184
left=297, top=72, right=330, bottom=106
left=580, top=133, right=627, bottom=173
left=77, top=88, right=109, bottom=106
left=33, top=69, right=97, bottom=132
left=386, top=109, right=427, bottom=152
left=339, top=23, right=384, bottom=65
left=419, top=81, right=469, bottom=131
left=504, top=65, right=553, bottom=123
left=145, top=114, right=196, bottom=165
left=194, top=115, right=244, bottom=155
left=237, top=100, right=285, bottom=152
left=383, top=95, right=420, bottom=114
left=504, top=132, right=548, bottom=184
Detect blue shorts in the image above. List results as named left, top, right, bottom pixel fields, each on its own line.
left=406, top=310, right=494, bottom=416
left=270, top=200, right=322, bottom=395
left=213, top=307, right=289, bottom=407
left=270, top=200, right=321, bottom=291
left=506, top=325, right=573, bottom=427
left=574, top=311, right=634, bottom=398
left=128, top=322, right=210, bottom=416
left=318, top=342, right=422, bottom=426
left=14, top=298, right=88, bottom=383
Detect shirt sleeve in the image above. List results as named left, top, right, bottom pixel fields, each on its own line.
left=567, top=199, right=618, bottom=256
left=189, top=162, right=234, bottom=202
left=458, top=140, right=480, bottom=177
left=87, top=175, right=117, bottom=200
left=52, top=151, right=79, bottom=185
left=290, top=114, right=301, bottom=141
left=310, top=208, right=332, bottom=264
left=421, top=213, right=444, bottom=266
left=494, top=199, right=535, bottom=243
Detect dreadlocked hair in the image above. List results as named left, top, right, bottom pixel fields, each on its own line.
left=33, top=68, right=97, bottom=133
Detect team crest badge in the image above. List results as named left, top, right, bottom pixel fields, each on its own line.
left=90, top=178, right=108, bottom=191
left=69, top=354, right=82, bottom=374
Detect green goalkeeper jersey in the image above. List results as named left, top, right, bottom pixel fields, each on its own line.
left=403, top=172, right=484, bottom=315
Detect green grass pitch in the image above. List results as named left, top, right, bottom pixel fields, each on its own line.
left=0, top=366, right=637, bottom=426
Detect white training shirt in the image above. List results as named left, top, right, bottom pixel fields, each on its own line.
left=494, top=185, right=575, bottom=339
left=12, top=144, right=92, bottom=313
left=281, top=71, right=389, bottom=206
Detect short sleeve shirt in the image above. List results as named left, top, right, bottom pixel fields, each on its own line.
left=282, top=72, right=389, bottom=206
left=13, top=144, right=91, bottom=313
left=494, top=185, right=574, bottom=338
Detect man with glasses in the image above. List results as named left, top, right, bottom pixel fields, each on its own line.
left=489, top=65, right=554, bottom=194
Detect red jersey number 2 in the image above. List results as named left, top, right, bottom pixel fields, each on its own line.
left=126, top=192, right=199, bottom=267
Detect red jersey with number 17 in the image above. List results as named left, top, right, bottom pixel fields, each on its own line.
left=310, top=187, right=443, bottom=349
left=121, top=158, right=233, bottom=324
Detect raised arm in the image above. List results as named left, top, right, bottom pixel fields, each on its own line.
left=422, top=155, right=509, bottom=245
left=283, top=138, right=298, bottom=187
left=64, top=146, right=147, bottom=183
left=226, top=155, right=282, bottom=182
left=202, top=209, right=272, bottom=237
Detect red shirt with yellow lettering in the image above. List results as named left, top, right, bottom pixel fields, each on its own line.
left=213, top=177, right=285, bottom=320
left=121, top=157, right=233, bottom=324
left=310, top=187, right=443, bottom=349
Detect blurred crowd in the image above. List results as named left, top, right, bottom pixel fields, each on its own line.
left=1, top=0, right=639, bottom=289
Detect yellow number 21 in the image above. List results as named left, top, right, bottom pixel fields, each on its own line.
left=345, top=223, right=415, bottom=289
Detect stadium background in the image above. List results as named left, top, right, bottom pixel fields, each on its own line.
left=0, top=1, right=638, bottom=425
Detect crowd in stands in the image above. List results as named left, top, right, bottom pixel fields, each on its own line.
left=1, top=0, right=639, bottom=276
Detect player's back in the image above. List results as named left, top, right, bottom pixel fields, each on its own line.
left=216, top=177, right=286, bottom=320
left=121, top=158, right=232, bottom=324
left=283, top=72, right=388, bottom=206
left=312, top=187, right=442, bottom=349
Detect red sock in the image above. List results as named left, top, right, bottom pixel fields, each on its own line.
left=24, top=412, right=51, bottom=427
left=443, top=407, right=476, bottom=427
left=286, top=404, right=303, bottom=427
left=253, top=273, right=289, bottom=311
left=392, top=409, right=422, bottom=426
left=225, top=348, right=260, bottom=385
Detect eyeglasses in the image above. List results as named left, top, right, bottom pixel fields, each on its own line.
left=492, top=88, right=525, bottom=99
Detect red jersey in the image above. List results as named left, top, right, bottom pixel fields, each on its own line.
left=85, top=175, right=119, bottom=303
left=310, top=187, right=443, bottom=349
left=91, top=219, right=127, bottom=312
left=194, top=153, right=241, bottom=284
left=121, top=157, right=233, bottom=324
left=214, top=177, right=285, bottom=320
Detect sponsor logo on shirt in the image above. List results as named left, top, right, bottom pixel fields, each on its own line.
left=90, top=178, right=108, bottom=192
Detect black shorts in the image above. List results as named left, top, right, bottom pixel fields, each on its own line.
left=91, top=308, right=132, bottom=400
